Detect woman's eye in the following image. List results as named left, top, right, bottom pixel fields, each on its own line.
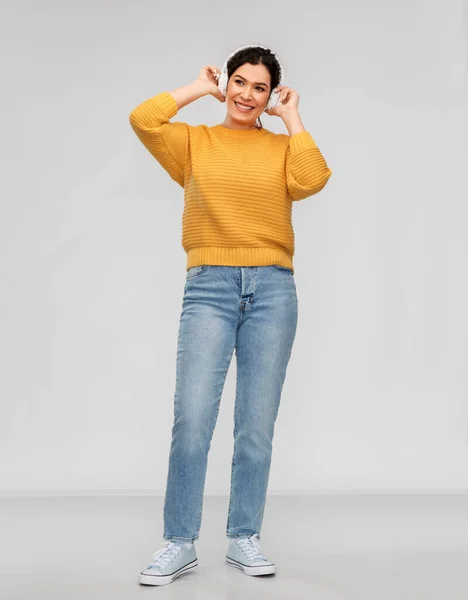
left=235, top=80, right=265, bottom=92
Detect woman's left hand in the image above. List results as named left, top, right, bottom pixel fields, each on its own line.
left=265, top=85, right=300, bottom=117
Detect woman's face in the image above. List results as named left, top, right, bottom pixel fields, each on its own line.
left=224, top=62, right=272, bottom=128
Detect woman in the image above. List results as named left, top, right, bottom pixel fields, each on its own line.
left=129, top=45, right=332, bottom=586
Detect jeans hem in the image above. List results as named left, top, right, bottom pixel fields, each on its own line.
left=226, top=532, right=258, bottom=539
left=163, top=534, right=199, bottom=543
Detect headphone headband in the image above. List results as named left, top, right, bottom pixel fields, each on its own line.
left=220, top=44, right=283, bottom=84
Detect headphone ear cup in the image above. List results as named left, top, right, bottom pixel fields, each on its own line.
left=217, top=69, right=227, bottom=96
left=266, top=90, right=281, bottom=110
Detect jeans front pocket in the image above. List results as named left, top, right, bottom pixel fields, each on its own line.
left=186, top=265, right=209, bottom=280
left=273, top=264, right=293, bottom=274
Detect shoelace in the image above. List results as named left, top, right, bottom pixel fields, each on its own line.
left=148, top=541, right=182, bottom=569
left=237, top=534, right=268, bottom=562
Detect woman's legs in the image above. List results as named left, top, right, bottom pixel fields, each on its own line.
left=163, top=265, right=298, bottom=542
left=226, top=265, right=298, bottom=538
left=163, top=266, right=238, bottom=542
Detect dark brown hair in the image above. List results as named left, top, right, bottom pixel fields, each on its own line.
left=226, top=46, right=282, bottom=129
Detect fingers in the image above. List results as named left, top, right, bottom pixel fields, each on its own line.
left=208, top=65, right=221, bottom=79
left=280, top=89, right=286, bottom=103
left=275, top=85, right=290, bottom=102
left=271, top=84, right=298, bottom=110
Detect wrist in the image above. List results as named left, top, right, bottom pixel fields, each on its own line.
left=192, top=80, right=211, bottom=97
left=281, top=107, right=300, bottom=120
left=282, top=109, right=305, bottom=135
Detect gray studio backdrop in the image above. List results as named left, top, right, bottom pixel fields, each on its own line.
left=1, top=0, right=466, bottom=495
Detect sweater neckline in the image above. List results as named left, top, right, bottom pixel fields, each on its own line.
left=211, top=124, right=268, bottom=136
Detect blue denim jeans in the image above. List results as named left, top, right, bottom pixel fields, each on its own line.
left=163, top=265, right=298, bottom=542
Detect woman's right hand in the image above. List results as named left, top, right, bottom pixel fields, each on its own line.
left=196, top=65, right=225, bottom=102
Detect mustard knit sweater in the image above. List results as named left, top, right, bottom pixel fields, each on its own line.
left=129, top=91, right=332, bottom=274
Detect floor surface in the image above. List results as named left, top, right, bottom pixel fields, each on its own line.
left=1, top=494, right=467, bottom=599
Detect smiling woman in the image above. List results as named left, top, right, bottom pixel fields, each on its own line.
left=218, top=45, right=283, bottom=130
left=128, top=45, right=332, bottom=270
left=129, top=43, right=332, bottom=587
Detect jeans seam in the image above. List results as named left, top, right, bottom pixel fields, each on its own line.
left=196, top=340, right=236, bottom=536
left=226, top=345, right=240, bottom=534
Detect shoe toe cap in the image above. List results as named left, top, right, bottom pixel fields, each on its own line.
left=141, top=566, right=163, bottom=575
left=253, top=558, right=275, bottom=566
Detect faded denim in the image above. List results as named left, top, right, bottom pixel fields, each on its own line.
left=163, top=265, right=298, bottom=542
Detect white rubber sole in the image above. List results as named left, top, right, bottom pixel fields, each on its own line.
left=139, top=558, right=198, bottom=586
left=226, top=555, right=276, bottom=576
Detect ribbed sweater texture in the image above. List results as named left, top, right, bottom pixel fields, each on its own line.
left=129, top=92, right=332, bottom=273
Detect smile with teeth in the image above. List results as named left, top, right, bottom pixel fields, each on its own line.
left=235, top=101, right=254, bottom=111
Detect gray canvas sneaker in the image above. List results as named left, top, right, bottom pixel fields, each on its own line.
left=139, top=540, right=198, bottom=586
left=226, top=533, right=276, bottom=576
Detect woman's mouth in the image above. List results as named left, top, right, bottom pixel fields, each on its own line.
left=234, top=101, right=255, bottom=112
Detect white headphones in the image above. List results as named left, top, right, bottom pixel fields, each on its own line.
left=215, top=44, right=284, bottom=111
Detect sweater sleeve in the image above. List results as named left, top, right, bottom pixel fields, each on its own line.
left=128, top=91, right=189, bottom=188
left=285, top=131, right=332, bottom=201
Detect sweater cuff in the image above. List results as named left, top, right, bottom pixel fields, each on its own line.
left=288, top=130, right=318, bottom=153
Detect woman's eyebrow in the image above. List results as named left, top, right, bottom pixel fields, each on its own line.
left=235, top=75, right=270, bottom=88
